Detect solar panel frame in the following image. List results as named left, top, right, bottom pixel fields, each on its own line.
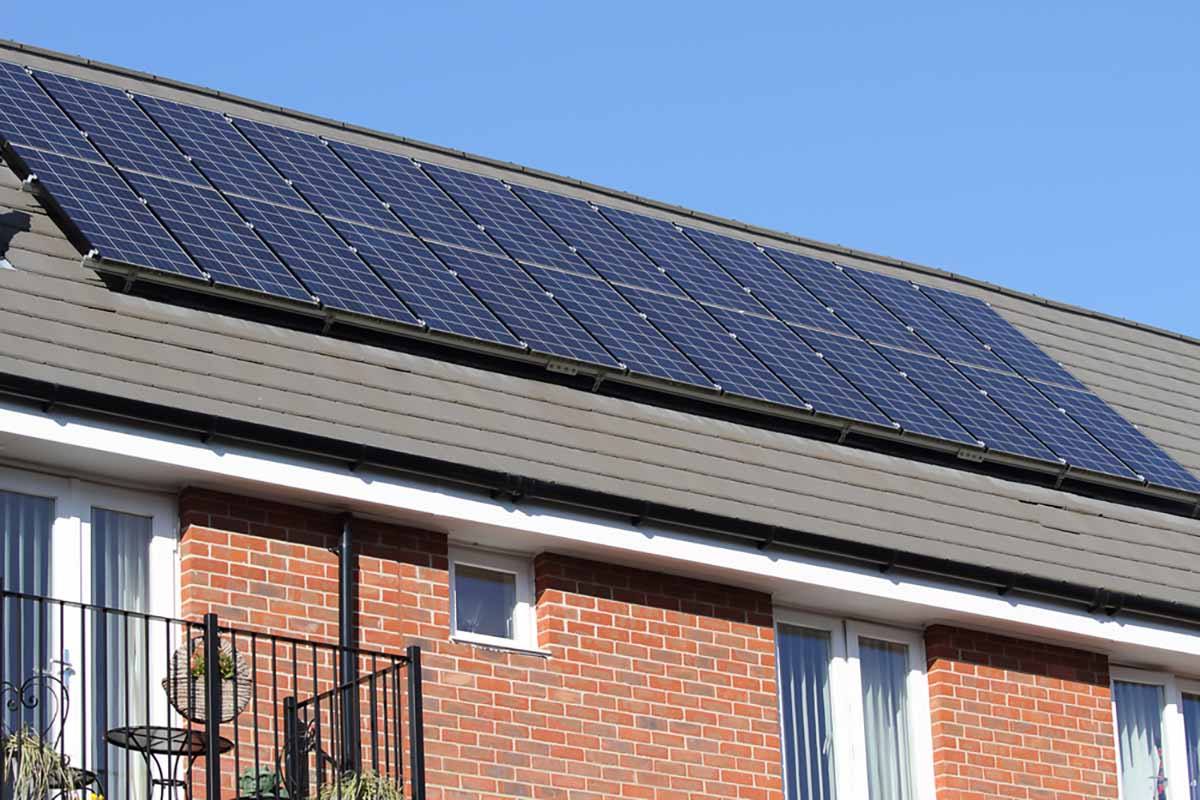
left=0, top=61, right=106, bottom=162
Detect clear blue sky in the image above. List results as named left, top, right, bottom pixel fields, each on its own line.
left=10, top=2, right=1199, bottom=335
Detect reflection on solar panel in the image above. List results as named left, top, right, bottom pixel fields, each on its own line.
left=3, top=60, right=1196, bottom=496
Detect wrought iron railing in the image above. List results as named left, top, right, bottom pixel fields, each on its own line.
left=0, top=580, right=425, bottom=800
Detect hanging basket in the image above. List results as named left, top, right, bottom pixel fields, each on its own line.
left=162, top=636, right=252, bottom=724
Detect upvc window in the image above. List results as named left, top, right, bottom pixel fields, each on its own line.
left=1110, top=667, right=1198, bottom=800
left=775, top=610, right=934, bottom=800
left=448, top=545, right=535, bottom=650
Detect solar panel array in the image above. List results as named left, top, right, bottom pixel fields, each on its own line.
left=1, top=60, right=1196, bottom=495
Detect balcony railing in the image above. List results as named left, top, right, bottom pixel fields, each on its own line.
left=0, top=581, right=425, bottom=800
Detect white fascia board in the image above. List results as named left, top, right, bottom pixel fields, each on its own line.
left=2, top=399, right=1200, bottom=673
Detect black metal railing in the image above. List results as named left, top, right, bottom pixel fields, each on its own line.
left=0, top=580, right=425, bottom=800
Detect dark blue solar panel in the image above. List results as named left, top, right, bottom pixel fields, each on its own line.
left=35, top=71, right=204, bottom=186
left=123, top=172, right=311, bottom=301
left=602, top=207, right=762, bottom=312
left=878, top=347, right=1057, bottom=460
left=16, top=148, right=201, bottom=278
left=328, top=221, right=519, bottom=347
left=620, top=287, right=802, bottom=408
left=330, top=142, right=500, bottom=253
left=957, top=366, right=1134, bottom=478
left=135, top=96, right=306, bottom=209
left=227, top=196, right=415, bottom=323
left=524, top=266, right=711, bottom=386
left=233, top=119, right=401, bottom=230
left=845, top=268, right=1009, bottom=371
left=511, top=186, right=678, bottom=294
left=422, top=165, right=590, bottom=273
left=428, top=244, right=618, bottom=367
left=707, top=308, right=893, bottom=426
left=0, top=61, right=100, bottom=161
left=923, top=287, right=1086, bottom=389
left=797, top=330, right=974, bottom=443
left=765, top=248, right=936, bottom=354
left=1035, top=383, right=1200, bottom=493
left=685, top=228, right=850, bottom=335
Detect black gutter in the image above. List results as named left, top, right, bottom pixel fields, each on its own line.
left=338, top=512, right=360, bottom=772
left=2, top=371, right=1200, bottom=631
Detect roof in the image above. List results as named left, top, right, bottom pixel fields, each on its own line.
left=2, top=40, right=1199, bottom=615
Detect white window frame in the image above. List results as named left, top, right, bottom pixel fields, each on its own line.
left=1111, top=665, right=1190, bottom=800
left=448, top=545, right=536, bottom=651
left=774, top=609, right=935, bottom=799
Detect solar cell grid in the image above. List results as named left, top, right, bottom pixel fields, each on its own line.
left=423, top=165, right=590, bottom=273
left=0, top=61, right=101, bottom=161
left=706, top=308, right=893, bottom=426
left=330, top=141, right=500, bottom=253
left=602, top=207, right=762, bottom=312
left=17, top=147, right=201, bottom=278
left=36, top=71, right=204, bottom=186
left=135, top=95, right=306, bottom=209
left=765, top=248, right=936, bottom=354
left=123, top=172, right=311, bottom=301
left=525, top=265, right=711, bottom=386
left=957, top=366, right=1133, bottom=478
left=227, top=195, right=415, bottom=323
left=329, top=221, right=519, bottom=347
left=428, top=243, right=618, bottom=367
left=233, top=119, right=401, bottom=231
left=797, top=329, right=974, bottom=443
left=685, top=228, right=851, bottom=335
left=620, top=287, right=802, bottom=408
left=1035, top=383, right=1200, bottom=493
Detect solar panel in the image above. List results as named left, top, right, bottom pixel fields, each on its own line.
left=428, top=243, right=618, bottom=367
left=620, top=287, right=803, bottom=408
left=845, top=268, right=1009, bottom=371
left=602, top=207, right=762, bottom=312
left=524, top=265, right=711, bottom=386
left=226, top=196, right=416, bottom=323
left=923, top=287, right=1086, bottom=389
left=878, top=347, right=1057, bottom=461
left=0, top=61, right=104, bottom=161
left=1035, top=383, right=1200, bottom=493
left=684, top=228, right=851, bottom=335
left=233, top=119, right=401, bottom=231
left=16, top=147, right=201, bottom=278
left=957, top=366, right=1134, bottom=478
left=123, top=171, right=311, bottom=301
left=330, top=141, right=501, bottom=254
left=797, top=329, right=975, bottom=443
left=35, top=71, right=204, bottom=186
left=765, top=248, right=936, bottom=354
left=510, top=186, right=679, bottom=294
left=328, top=220, right=519, bottom=347
left=135, top=96, right=306, bottom=209
left=422, top=165, right=591, bottom=273
left=706, top=308, right=893, bottom=426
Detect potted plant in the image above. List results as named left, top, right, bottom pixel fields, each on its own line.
left=237, top=766, right=289, bottom=800
left=1, top=727, right=75, bottom=800
left=317, top=769, right=402, bottom=800
left=162, top=636, right=252, bottom=723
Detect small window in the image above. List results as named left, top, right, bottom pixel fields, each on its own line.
left=449, top=546, right=534, bottom=650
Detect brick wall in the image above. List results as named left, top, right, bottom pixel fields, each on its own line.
left=924, top=625, right=1118, bottom=800
left=178, top=488, right=782, bottom=800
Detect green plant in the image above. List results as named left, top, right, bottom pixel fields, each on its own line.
left=0, top=727, right=75, bottom=800
left=238, top=766, right=289, bottom=799
left=316, top=769, right=401, bottom=800
left=188, top=647, right=236, bottom=680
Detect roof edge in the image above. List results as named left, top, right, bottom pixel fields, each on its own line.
left=1, top=37, right=1196, bottom=350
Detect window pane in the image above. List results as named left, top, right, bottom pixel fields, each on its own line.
left=777, top=624, right=836, bottom=800
left=859, top=637, right=914, bottom=800
left=1184, top=694, right=1200, bottom=800
left=454, top=563, right=516, bottom=639
left=0, top=489, right=54, bottom=734
left=1113, top=681, right=1168, bottom=800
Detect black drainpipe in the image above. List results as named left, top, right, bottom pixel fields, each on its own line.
left=338, top=512, right=361, bottom=772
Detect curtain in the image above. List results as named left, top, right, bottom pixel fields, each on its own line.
left=0, top=489, right=54, bottom=734
left=1184, top=694, right=1200, bottom=800
left=859, top=637, right=914, bottom=800
left=1113, top=680, right=1168, bottom=800
left=777, top=624, right=836, bottom=800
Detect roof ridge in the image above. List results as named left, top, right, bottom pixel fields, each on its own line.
left=1, top=37, right=1196, bottom=351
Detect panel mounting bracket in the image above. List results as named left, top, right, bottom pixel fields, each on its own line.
left=19, top=174, right=38, bottom=194
left=545, top=360, right=579, bottom=376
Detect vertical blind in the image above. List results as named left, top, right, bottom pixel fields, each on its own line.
left=1114, top=680, right=1168, bottom=800
left=0, top=489, right=54, bottom=733
left=859, top=637, right=914, bottom=800
left=778, top=624, right=837, bottom=800
left=1182, top=694, right=1200, bottom=800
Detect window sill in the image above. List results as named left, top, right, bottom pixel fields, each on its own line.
left=450, top=634, right=552, bottom=658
